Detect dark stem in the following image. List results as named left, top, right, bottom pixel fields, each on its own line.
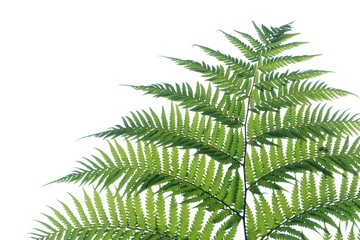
left=241, top=58, right=261, bottom=240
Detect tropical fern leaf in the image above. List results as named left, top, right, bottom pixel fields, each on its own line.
left=247, top=105, right=360, bottom=145
left=128, top=82, right=245, bottom=127
left=51, top=140, right=244, bottom=218
left=245, top=136, right=360, bottom=193
left=262, top=41, right=308, bottom=58
left=33, top=22, right=360, bottom=240
left=256, top=69, right=331, bottom=90
left=89, top=105, right=244, bottom=166
left=165, top=57, right=252, bottom=95
left=219, top=30, right=259, bottom=62
left=259, top=55, right=320, bottom=73
left=31, top=189, right=237, bottom=240
left=251, top=80, right=352, bottom=112
left=194, top=44, right=255, bottom=77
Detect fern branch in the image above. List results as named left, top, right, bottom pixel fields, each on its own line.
left=262, top=42, right=308, bottom=58
left=260, top=55, right=320, bottom=73
left=248, top=105, right=360, bottom=145
left=51, top=141, right=243, bottom=218
left=234, top=30, right=263, bottom=51
left=87, top=107, right=243, bottom=166
left=256, top=69, right=331, bottom=90
left=245, top=136, right=360, bottom=192
left=194, top=44, right=255, bottom=77
left=251, top=80, right=352, bottom=112
left=127, top=82, right=245, bottom=127
left=218, top=30, right=259, bottom=62
left=165, top=57, right=251, bottom=94
left=31, top=189, right=223, bottom=240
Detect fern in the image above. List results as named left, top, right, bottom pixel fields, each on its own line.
left=32, top=22, right=360, bottom=239
left=31, top=188, right=223, bottom=240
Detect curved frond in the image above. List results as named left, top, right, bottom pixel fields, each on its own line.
left=256, top=69, right=331, bottom=90
left=259, top=55, right=320, bottom=73
left=128, top=82, right=245, bottom=127
left=30, top=189, right=229, bottom=240
left=234, top=30, right=262, bottom=51
left=194, top=44, right=255, bottom=77
left=246, top=136, right=360, bottom=193
left=247, top=105, right=360, bottom=145
left=252, top=21, right=297, bottom=47
left=262, top=42, right=308, bottom=58
left=51, top=140, right=244, bottom=217
left=219, top=30, right=259, bottom=62
left=89, top=106, right=245, bottom=166
left=165, top=57, right=251, bottom=94
left=251, top=80, right=352, bottom=112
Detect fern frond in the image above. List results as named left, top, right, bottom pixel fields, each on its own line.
left=252, top=22, right=296, bottom=48
left=248, top=105, right=360, bottom=145
left=252, top=173, right=360, bottom=239
left=32, top=22, right=360, bottom=240
left=256, top=69, right=331, bottom=90
left=260, top=55, right=320, bottom=73
left=234, top=30, right=263, bottom=51
left=51, top=140, right=244, bottom=217
left=129, top=82, right=245, bottom=127
left=194, top=44, right=255, bottom=77
left=251, top=80, right=352, bottom=111
left=263, top=42, right=308, bottom=58
left=88, top=106, right=244, bottom=166
left=30, top=189, right=220, bottom=240
left=166, top=56, right=252, bottom=94
left=219, top=30, right=259, bottom=62
left=245, top=128, right=360, bottom=193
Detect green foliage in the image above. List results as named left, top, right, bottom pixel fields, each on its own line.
left=32, top=22, right=360, bottom=239
left=31, top=188, right=214, bottom=239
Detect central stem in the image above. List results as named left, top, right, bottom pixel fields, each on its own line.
left=241, top=56, right=261, bottom=240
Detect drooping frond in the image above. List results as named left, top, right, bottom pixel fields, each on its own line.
left=89, top=106, right=245, bottom=166
left=30, top=189, right=234, bottom=240
left=128, top=82, right=245, bottom=127
left=51, top=140, right=244, bottom=217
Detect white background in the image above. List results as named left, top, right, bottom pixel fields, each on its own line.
left=1, top=1, right=360, bottom=239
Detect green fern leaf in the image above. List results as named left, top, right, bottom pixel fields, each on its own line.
left=219, top=30, right=259, bottom=61
left=129, top=82, right=244, bottom=127
left=33, top=22, right=360, bottom=240
left=260, top=55, right=320, bottom=72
